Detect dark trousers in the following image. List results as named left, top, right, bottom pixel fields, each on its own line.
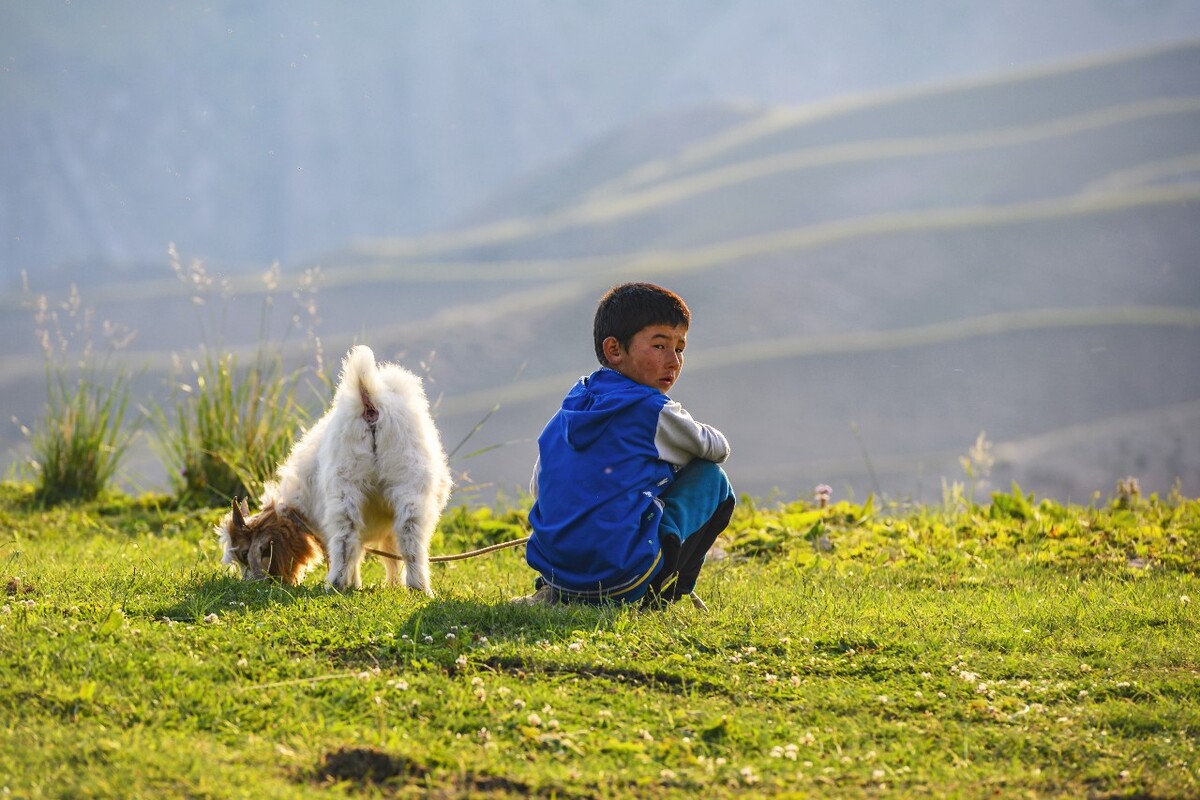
left=646, top=494, right=735, bottom=603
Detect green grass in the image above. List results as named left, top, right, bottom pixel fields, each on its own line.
left=25, top=366, right=134, bottom=506
left=150, top=348, right=315, bottom=507
left=1, top=483, right=1197, bottom=798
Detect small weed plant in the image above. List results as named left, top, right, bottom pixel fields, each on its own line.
left=18, top=277, right=137, bottom=505
left=153, top=348, right=310, bottom=507
left=149, top=248, right=325, bottom=506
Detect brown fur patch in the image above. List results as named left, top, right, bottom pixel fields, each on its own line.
left=237, top=504, right=326, bottom=584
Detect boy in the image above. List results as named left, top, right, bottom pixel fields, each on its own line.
left=518, top=282, right=735, bottom=606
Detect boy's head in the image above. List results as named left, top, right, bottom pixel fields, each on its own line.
left=594, top=282, right=691, bottom=393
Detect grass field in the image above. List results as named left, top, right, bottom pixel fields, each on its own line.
left=1, top=482, right=1197, bottom=798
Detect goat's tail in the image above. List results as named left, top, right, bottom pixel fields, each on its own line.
left=338, top=345, right=383, bottom=422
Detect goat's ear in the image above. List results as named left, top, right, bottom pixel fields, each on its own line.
left=231, top=498, right=248, bottom=530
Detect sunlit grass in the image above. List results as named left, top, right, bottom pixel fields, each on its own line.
left=1, top=483, right=1196, bottom=798
left=146, top=246, right=326, bottom=508
left=17, top=278, right=138, bottom=505
left=150, top=348, right=313, bottom=507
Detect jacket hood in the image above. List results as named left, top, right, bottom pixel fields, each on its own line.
left=555, top=369, right=657, bottom=450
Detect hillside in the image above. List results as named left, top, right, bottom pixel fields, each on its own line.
left=3, top=41, right=1199, bottom=503
left=5, top=2, right=1200, bottom=275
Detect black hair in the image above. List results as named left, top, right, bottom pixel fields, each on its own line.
left=593, top=282, right=691, bottom=366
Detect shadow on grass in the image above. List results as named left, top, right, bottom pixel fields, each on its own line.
left=152, top=573, right=342, bottom=621
left=151, top=574, right=625, bottom=638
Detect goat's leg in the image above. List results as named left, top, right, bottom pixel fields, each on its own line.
left=390, top=500, right=434, bottom=596
left=370, top=529, right=403, bottom=586
left=322, top=489, right=366, bottom=590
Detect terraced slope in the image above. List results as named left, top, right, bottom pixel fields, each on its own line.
left=3, top=41, right=1198, bottom=501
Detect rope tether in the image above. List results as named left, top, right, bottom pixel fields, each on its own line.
left=366, top=536, right=530, bottom=564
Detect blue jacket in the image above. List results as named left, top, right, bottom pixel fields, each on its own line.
left=527, top=368, right=730, bottom=599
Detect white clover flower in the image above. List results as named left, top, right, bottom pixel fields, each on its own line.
left=526, top=712, right=542, bottom=726
left=445, top=632, right=456, bottom=641
left=568, top=642, right=583, bottom=652
left=203, top=613, right=219, bottom=624
left=423, top=635, right=434, bottom=644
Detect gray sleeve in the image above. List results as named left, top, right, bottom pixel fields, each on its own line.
left=529, top=456, right=540, bottom=499
left=654, top=400, right=731, bottom=466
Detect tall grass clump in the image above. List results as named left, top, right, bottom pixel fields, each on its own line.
left=150, top=246, right=325, bottom=507
left=19, top=277, right=138, bottom=505
left=156, top=349, right=310, bottom=506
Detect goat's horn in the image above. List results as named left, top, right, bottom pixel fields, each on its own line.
left=231, top=498, right=247, bottom=528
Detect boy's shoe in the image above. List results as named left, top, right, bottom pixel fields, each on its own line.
left=511, top=584, right=559, bottom=606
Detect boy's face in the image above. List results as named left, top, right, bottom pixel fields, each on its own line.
left=603, top=324, right=687, bottom=394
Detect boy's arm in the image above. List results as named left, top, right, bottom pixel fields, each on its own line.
left=529, top=456, right=540, bottom=499
left=654, top=400, right=730, bottom=466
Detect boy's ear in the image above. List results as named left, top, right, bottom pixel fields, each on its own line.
left=602, top=336, right=623, bottom=366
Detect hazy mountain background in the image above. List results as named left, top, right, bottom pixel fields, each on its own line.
left=3, top=1, right=1199, bottom=504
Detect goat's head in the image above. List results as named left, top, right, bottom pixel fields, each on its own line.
left=216, top=498, right=324, bottom=584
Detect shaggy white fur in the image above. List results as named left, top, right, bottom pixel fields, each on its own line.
left=217, top=345, right=452, bottom=593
